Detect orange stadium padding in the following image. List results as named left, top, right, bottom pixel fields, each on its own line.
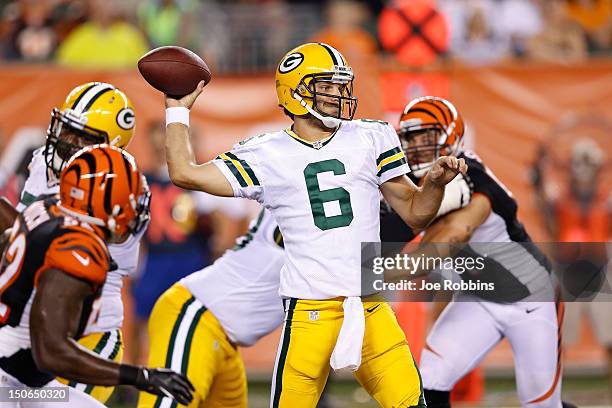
left=0, top=61, right=610, bottom=376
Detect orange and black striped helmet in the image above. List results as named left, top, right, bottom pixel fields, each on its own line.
left=57, top=144, right=150, bottom=238
left=398, top=96, right=465, bottom=177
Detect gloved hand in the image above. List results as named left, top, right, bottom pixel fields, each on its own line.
left=120, top=365, right=195, bottom=405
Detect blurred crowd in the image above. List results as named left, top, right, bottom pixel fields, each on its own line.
left=0, top=0, right=610, bottom=73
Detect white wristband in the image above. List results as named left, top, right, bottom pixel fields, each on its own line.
left=165, top=107, right=190, bottom=127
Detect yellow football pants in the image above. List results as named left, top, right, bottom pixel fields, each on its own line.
left=138, top=283, right=247, bottom=408
left=271, top=297, right=425, bottom=408
left=57, top=329, right=124, bottom=404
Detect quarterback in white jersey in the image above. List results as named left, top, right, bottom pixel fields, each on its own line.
left=7, top=82, right=150, bottom=403
left=138, top=208, right=285, bottom=408
left=161, top=43, right=466, bottom=408
left=214, top=119, right=418, bottom=300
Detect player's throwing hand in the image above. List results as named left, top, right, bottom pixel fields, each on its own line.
left=426, top=156, right=468, bottom=187
left=165, top=80, right=206, bottom=109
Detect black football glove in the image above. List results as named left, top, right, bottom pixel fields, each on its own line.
left=120, top=365, right=194, bottom=405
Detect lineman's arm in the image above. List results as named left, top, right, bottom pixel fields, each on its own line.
left=0, top=197, right=17, bottom=232
left=380, top=156, right=467, bottom=230
left=30, top=269, right=194, bottom=404
left=422, top=193, right=492, bottom=247
left=383, top=194, right=490, bottom=282
left=30, top=268, right=123, bottom=385
left=165, top=81, right=233, bottom=196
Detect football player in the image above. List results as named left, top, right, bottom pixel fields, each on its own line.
left=138, top=207, right=285, bottom=408
left=0, top=82, right=150, bottom=403
left=395, top=97, right=563, bottom=408
left=0, top=145, right=193, bottom=407
left=161, top=42, right=466, bottom=407
left=139, top=180, right=473, bottom=408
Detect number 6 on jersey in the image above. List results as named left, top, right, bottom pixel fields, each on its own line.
left=304, top=159, right=354, bottom=231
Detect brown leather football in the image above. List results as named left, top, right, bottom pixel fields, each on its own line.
left=138, top=46, right=212, bottom=98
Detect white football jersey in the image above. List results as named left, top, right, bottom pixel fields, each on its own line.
left=16, top=147, right=146, bottom=334
left=213, top=119, right=410, bottom=299
left=180, top=208, right=285, bottom=346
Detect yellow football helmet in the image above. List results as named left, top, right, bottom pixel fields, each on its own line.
left=45, top=82, right=136, bottom=185
left=276, top=42, right=357, bottom=128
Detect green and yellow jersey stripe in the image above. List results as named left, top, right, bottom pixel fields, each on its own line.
left=216, top=152, right=260, bottom=187
left=376, top=147, right=408, bottom=177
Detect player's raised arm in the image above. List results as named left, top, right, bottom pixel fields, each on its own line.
left=164, top=82, right=234, bottom=196
left=30, top=267, right=194, bottom=405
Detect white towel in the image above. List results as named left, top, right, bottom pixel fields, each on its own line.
left=330, top=296, right=365, bottom=372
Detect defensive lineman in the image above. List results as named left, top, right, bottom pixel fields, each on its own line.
left=0, top=82, right=151, bottom=403
left=396, top=97, right=562, bottom=408
left=0, top=145, right=192, bottom=407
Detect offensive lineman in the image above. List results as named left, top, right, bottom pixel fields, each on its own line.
left=160, top=42, right=466, bottom=407
left=0, top=82, right=150, bottom=403
left=395, top=97, right=563, bottom=408
left=0, top=145, right=193, bottom=407
left=138, top=208, right=285, bottom=408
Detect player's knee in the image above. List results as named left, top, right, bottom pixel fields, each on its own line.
left=420, top=357, right=459, bottom=392
left=424, top=389, right=451, bottom=408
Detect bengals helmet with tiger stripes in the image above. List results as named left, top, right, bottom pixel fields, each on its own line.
left=45, top=82, right=136, bottom=186
left=398, top=96, right=465, bottom=177
left=57, top=144, right=150, bottom=238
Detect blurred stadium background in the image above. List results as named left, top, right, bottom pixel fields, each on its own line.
left=0, top=0, right=610, bottom=407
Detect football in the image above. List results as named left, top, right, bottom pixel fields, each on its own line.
left=137, top=46, right=212, bottom=98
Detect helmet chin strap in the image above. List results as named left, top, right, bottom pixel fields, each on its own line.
left=293, top=92, right=342, bottom=129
